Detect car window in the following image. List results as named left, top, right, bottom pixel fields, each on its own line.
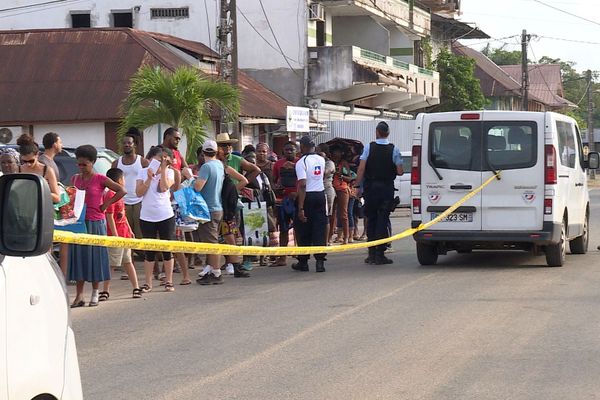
left=93, top=158, right=112, bottom=176
left=429, top=122, right=480, bottom=171
left=575, top=125, right=585, bottom=171
left=556, top=120, right=576, bottom=169
left=2, top=179, right=39, bottom=251
left=484, top=122, right=537, bottom=170
left=402, top=156, right=411, bottom=173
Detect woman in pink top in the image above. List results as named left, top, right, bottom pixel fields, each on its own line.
left=68, top=145, right=126, bottom=308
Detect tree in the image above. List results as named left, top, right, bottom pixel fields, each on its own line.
left=119, top=65, right=240, bottom=162
left=432, top=48, right=486, bottom=112
left=481, top=44, right=524, bottom=65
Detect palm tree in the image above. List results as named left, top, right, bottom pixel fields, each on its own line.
left=119, top=65, right=240, bottom=162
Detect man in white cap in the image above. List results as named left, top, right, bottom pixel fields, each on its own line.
left=195, top=139, right=226, bottom=285
left=292, top=135, right=327, bottom=273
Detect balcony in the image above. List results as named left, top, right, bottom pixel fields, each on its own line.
left=308, top=45, right=440, bottom=112
left=417, top=0, right=460, bottom=15
left=321, top=0, right=431, bottom=37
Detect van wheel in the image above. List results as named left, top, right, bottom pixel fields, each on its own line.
left=569, top=212, right=589, bottom=254
left=546, top=221, right=566, bottom=267
left=416, top=242, right=438, bottom=265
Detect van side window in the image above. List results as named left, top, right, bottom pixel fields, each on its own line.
left=575, top=125, right=585, bottom=171
left=484, top=122, right=537, bottom=170
left=556, top=121, right=576, bottom=169
left=429, top=123, right=478, bottom=171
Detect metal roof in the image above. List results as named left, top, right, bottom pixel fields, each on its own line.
left=432, top=14, right=490, bottom=40
left=0, top=28, right=289, bottom=125
left=501, top=64, right=575, bottom=109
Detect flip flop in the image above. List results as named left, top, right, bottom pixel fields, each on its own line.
left=70, top=300, right=85, bottom=308
left=179, top=279, right=192, bottom=285
left=98, top=291, right=109, bottom=301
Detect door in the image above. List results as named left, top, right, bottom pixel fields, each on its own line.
left=422, top=120, right=483, bottom=230
left=0, top=259, right=7, bottom=400
left=480, top=119, right=544, bottom=230
left=563, top=122, right=587, bottom=234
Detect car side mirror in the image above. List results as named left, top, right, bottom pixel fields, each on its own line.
left=586, top=152, right=600, bottom=170
left=0, top=174, right=54, bottom=257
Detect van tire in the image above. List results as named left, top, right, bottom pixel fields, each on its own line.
left=416, top=242, right=438, bottom=265
left=569, top=212, right=589, bottom=254
left=546, top=221, right=566, bottom=267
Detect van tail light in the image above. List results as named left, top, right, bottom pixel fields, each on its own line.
left=545, top=145, right=557, bottom=185
left=411, top=145, right=421, bottom=184
left=544, top=198, right=552, bottom=215
left=460, top=113, right=480, bottom=120
left=413, top=198, right=421, bottom=214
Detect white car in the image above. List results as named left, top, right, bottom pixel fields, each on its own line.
left=411, top=111, right=599, bottom=267
left=393, top=151, right=412, bottom=207
left=0, top=174, right=82, bottom=399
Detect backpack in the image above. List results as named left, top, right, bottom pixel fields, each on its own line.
left=221, top=173, right=239, bottom=221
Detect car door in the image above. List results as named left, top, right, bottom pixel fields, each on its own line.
left=0, top=257, right=8, bottom=400
left=480, top=116, right=544, bottom=231
left=421, top=118, right=483, bottom=230
left=568, top=123, right=587, bottom=235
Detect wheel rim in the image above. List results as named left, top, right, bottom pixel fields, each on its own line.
left=560, top=224, right=566, bottom=260
left=584, top=215, right=589, bottom=251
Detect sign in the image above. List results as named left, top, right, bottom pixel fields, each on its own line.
left=286, top=106, right=310, bottom=132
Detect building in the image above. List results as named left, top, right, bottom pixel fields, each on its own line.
left=0, top=28, right=289, bottom=154
left=453, top=43, right=574, bottom=112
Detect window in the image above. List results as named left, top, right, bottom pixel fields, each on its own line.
left=484, top=122, right=537, bottom=170
left=150, top=7, right=189, bottom=19
left=429, top=122, right=478, bottom=171
left=112, top=11, right=133, bottom=28
left=71, top=13, right=91, bottom=28
left=556, top=120, right=576, bottom=168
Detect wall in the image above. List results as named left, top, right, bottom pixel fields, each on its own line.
left=390, top=30, right=414, bottom=65
left=332, top=16, right=389, bottom=56
left=34, top=122, right=105, bottom=148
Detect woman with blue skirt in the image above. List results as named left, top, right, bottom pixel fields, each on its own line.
left=68, top=145, right=126, bottom=308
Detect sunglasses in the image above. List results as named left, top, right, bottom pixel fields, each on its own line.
left=20, top=159, right=35, bottom=165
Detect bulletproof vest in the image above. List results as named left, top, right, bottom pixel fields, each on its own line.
left=365, top=142, right=396, bottom=182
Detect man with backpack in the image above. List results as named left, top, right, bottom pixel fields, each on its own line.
left=194, top=140, right=226, bottom=285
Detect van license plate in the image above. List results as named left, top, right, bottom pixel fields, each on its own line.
left=431, top=212, right=473, bottom=222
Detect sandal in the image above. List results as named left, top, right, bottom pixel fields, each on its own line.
left=132, top=288, right=142, bottom=298
left=140, top=284, right=152, bottom=293
left=120, top=274, right=129, bottom=280
left=98, top=291, right=110, bottom=302
left=179, top=279, right=192, bottom=285
left=164, top=282, right=175, bottom=292
left=268, top=258, right=287, bottom=267
left=70, top=299, right=85, bottom=308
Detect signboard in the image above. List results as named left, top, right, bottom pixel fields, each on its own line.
left=286, top=106, right=310, bottom=132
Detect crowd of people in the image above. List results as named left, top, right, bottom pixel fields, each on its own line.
left=0, top=121, right=404, bottom=307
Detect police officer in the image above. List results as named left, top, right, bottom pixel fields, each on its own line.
left=355, top=121, right=404, bottom=265
left=293, top=136, right=328, bottom=273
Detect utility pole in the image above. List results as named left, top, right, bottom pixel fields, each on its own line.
left=521, top=29, right=531, bottom=111
left=587, top=69, right=595, bottom=179
left=218, top=0, right=239, bottom=141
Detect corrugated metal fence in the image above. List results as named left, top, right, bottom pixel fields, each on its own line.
left=313, top=120, right=416, bottom=152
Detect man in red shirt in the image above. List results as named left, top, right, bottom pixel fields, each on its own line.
left=270, top=141, right=299, bottom=267
left=160, top=127, right=193, bottom=186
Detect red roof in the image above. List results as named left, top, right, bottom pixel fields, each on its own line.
left=0, top=28, right=289, bottom=125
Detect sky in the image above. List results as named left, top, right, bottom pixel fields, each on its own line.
left=458, top=0, right=600, bottom=73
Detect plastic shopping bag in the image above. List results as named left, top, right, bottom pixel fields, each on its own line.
left=173, top=186, right=211, bottom=223
left=241, top=200, right=269, bottom=247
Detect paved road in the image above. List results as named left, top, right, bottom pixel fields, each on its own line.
left=72, top=192, right=600, bottom=400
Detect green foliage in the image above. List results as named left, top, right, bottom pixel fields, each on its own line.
left=421, top=37, right=433, bottom=69
left=119, top=65, right=240, bottom=163
left=433, top=48, right=486, bottom=112
left=481, top=44, right=524, bottom=65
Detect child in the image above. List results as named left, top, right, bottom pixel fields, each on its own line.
left=100, top=168, right=142, bottom=300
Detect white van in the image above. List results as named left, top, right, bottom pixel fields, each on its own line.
left=394, top=151, right=412, bottom=207
left=0, top=174, right=83, bottom=399
left=410, top=111, right=599, bottom=267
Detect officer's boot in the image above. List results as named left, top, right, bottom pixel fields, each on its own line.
left=364, top=247, right=376, bottom=264
left=374, top=245, right=393, bottom=265
left=291, top=257, right=309, bottom=271
left=315, top=259, right=326, bottom=273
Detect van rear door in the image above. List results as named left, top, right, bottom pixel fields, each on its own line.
left=421, top=116, right=483, bottom=230
left=0, top=260, right=7, bottom=400
left=480, top=115, right=544, bottom=230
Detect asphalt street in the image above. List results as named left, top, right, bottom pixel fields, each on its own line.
left=72, top=190, right=600, bottom=400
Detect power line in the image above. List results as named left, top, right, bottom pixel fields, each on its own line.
left=0, top=0, right=66, bottom=12
left=203, top=0, right=212, bottom=50
left=0, top=0, right=87, bottom=18
left=256, top=0, right=301, bottom=75
left=237, top=6, right=299, bottom=64
left=537, top=35, right=600, bottom=45
left=531, top=0, right=600, bottom=27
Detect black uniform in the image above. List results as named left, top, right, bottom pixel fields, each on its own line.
left=363, top=142, right=397, bottom=263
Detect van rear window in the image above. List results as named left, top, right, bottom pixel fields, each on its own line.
left=428, top=121, right=537, bottom=172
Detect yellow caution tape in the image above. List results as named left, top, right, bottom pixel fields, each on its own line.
left=53, top=172, right=500, bottom=256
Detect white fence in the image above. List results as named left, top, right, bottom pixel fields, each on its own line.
left=313, top=120, right=415, bottom=152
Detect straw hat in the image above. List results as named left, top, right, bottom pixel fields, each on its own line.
left=215, top=132, right=238, bottom=145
